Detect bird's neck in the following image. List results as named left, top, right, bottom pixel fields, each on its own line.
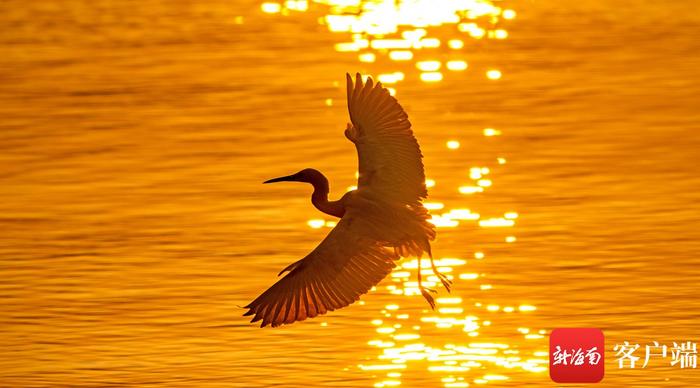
left=309, top=174, right=345, bottom=218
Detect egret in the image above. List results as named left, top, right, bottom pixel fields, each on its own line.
left=244, top=73, right=451, bottom=328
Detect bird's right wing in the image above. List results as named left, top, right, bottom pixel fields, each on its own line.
left=244, top=209, right=399, bottom=327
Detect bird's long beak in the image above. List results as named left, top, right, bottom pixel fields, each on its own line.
left=263, top=174, right=297, bottom=184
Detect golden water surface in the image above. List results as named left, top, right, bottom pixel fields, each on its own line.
left=1, top=0, right=699, bottom=386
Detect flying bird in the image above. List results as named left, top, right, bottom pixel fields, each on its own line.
left=244, top=73, right=450, bottom=327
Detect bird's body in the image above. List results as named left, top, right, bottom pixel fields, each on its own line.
left=244, top=73, right=449, bottom=327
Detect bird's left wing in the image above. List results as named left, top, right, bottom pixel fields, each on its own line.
left=346, top=73, right=428, bottom=206
left=244, top=209, right=399, bottom=327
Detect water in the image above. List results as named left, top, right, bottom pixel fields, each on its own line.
left=1, top=0, right=700, bottom=386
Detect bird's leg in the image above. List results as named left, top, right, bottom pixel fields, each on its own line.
left=417, top=257, right=436, bottom=309
left=429, top=256, right=452, bottom=292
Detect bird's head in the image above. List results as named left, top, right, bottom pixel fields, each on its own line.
left=263, top=168, right=325, bottom=184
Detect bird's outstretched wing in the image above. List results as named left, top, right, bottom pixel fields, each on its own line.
left=244, top=209, right=399, bottom=328
left=346, top=73, right=427, bottom=206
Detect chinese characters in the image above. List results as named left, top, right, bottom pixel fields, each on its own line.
left=553, top=346, right=602, bottom=366
left=614, top=341, right=697, bottom=369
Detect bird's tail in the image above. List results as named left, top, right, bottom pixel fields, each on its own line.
left=393, top=203, right=435, bottom=258
left=394, top=238, right=431, bottom=258
left=413, top=204, right=437, bottom=241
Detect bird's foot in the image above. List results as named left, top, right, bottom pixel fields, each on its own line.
left=435, top=272, right=452, bottom=293
left=420, top=287, right=436, bottom=310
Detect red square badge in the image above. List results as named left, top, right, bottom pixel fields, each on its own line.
left=549, top=328, right=605, bottom=383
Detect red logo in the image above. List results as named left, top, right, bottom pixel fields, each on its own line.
left=550, top=328, right=605, bottom=383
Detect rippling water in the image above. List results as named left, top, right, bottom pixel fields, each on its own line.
left=1, top=0, right=699, bottom=386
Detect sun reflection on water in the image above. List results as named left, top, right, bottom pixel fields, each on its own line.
left=360, top=246, right=548, bottom=386
left=260, top=1, right=545, bottom=385
left=260, top=0, right=514, bottom=87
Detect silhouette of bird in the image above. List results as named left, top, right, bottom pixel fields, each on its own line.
left=244, top=73, right=450, bottom=327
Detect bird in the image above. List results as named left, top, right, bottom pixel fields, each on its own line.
left=244, top=73, right=451, bottom=328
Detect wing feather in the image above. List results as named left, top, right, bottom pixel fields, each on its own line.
left=244, top=211, right=400, bottom=327
left=293, top=285, right=302, bottom=322
left=271, top=297, right=285, bottom=325
left=283, top=292, right=295, bottom=324
left=309, top=279, right=328, bottom=315
left=346, top=73, right=427, bottom=205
